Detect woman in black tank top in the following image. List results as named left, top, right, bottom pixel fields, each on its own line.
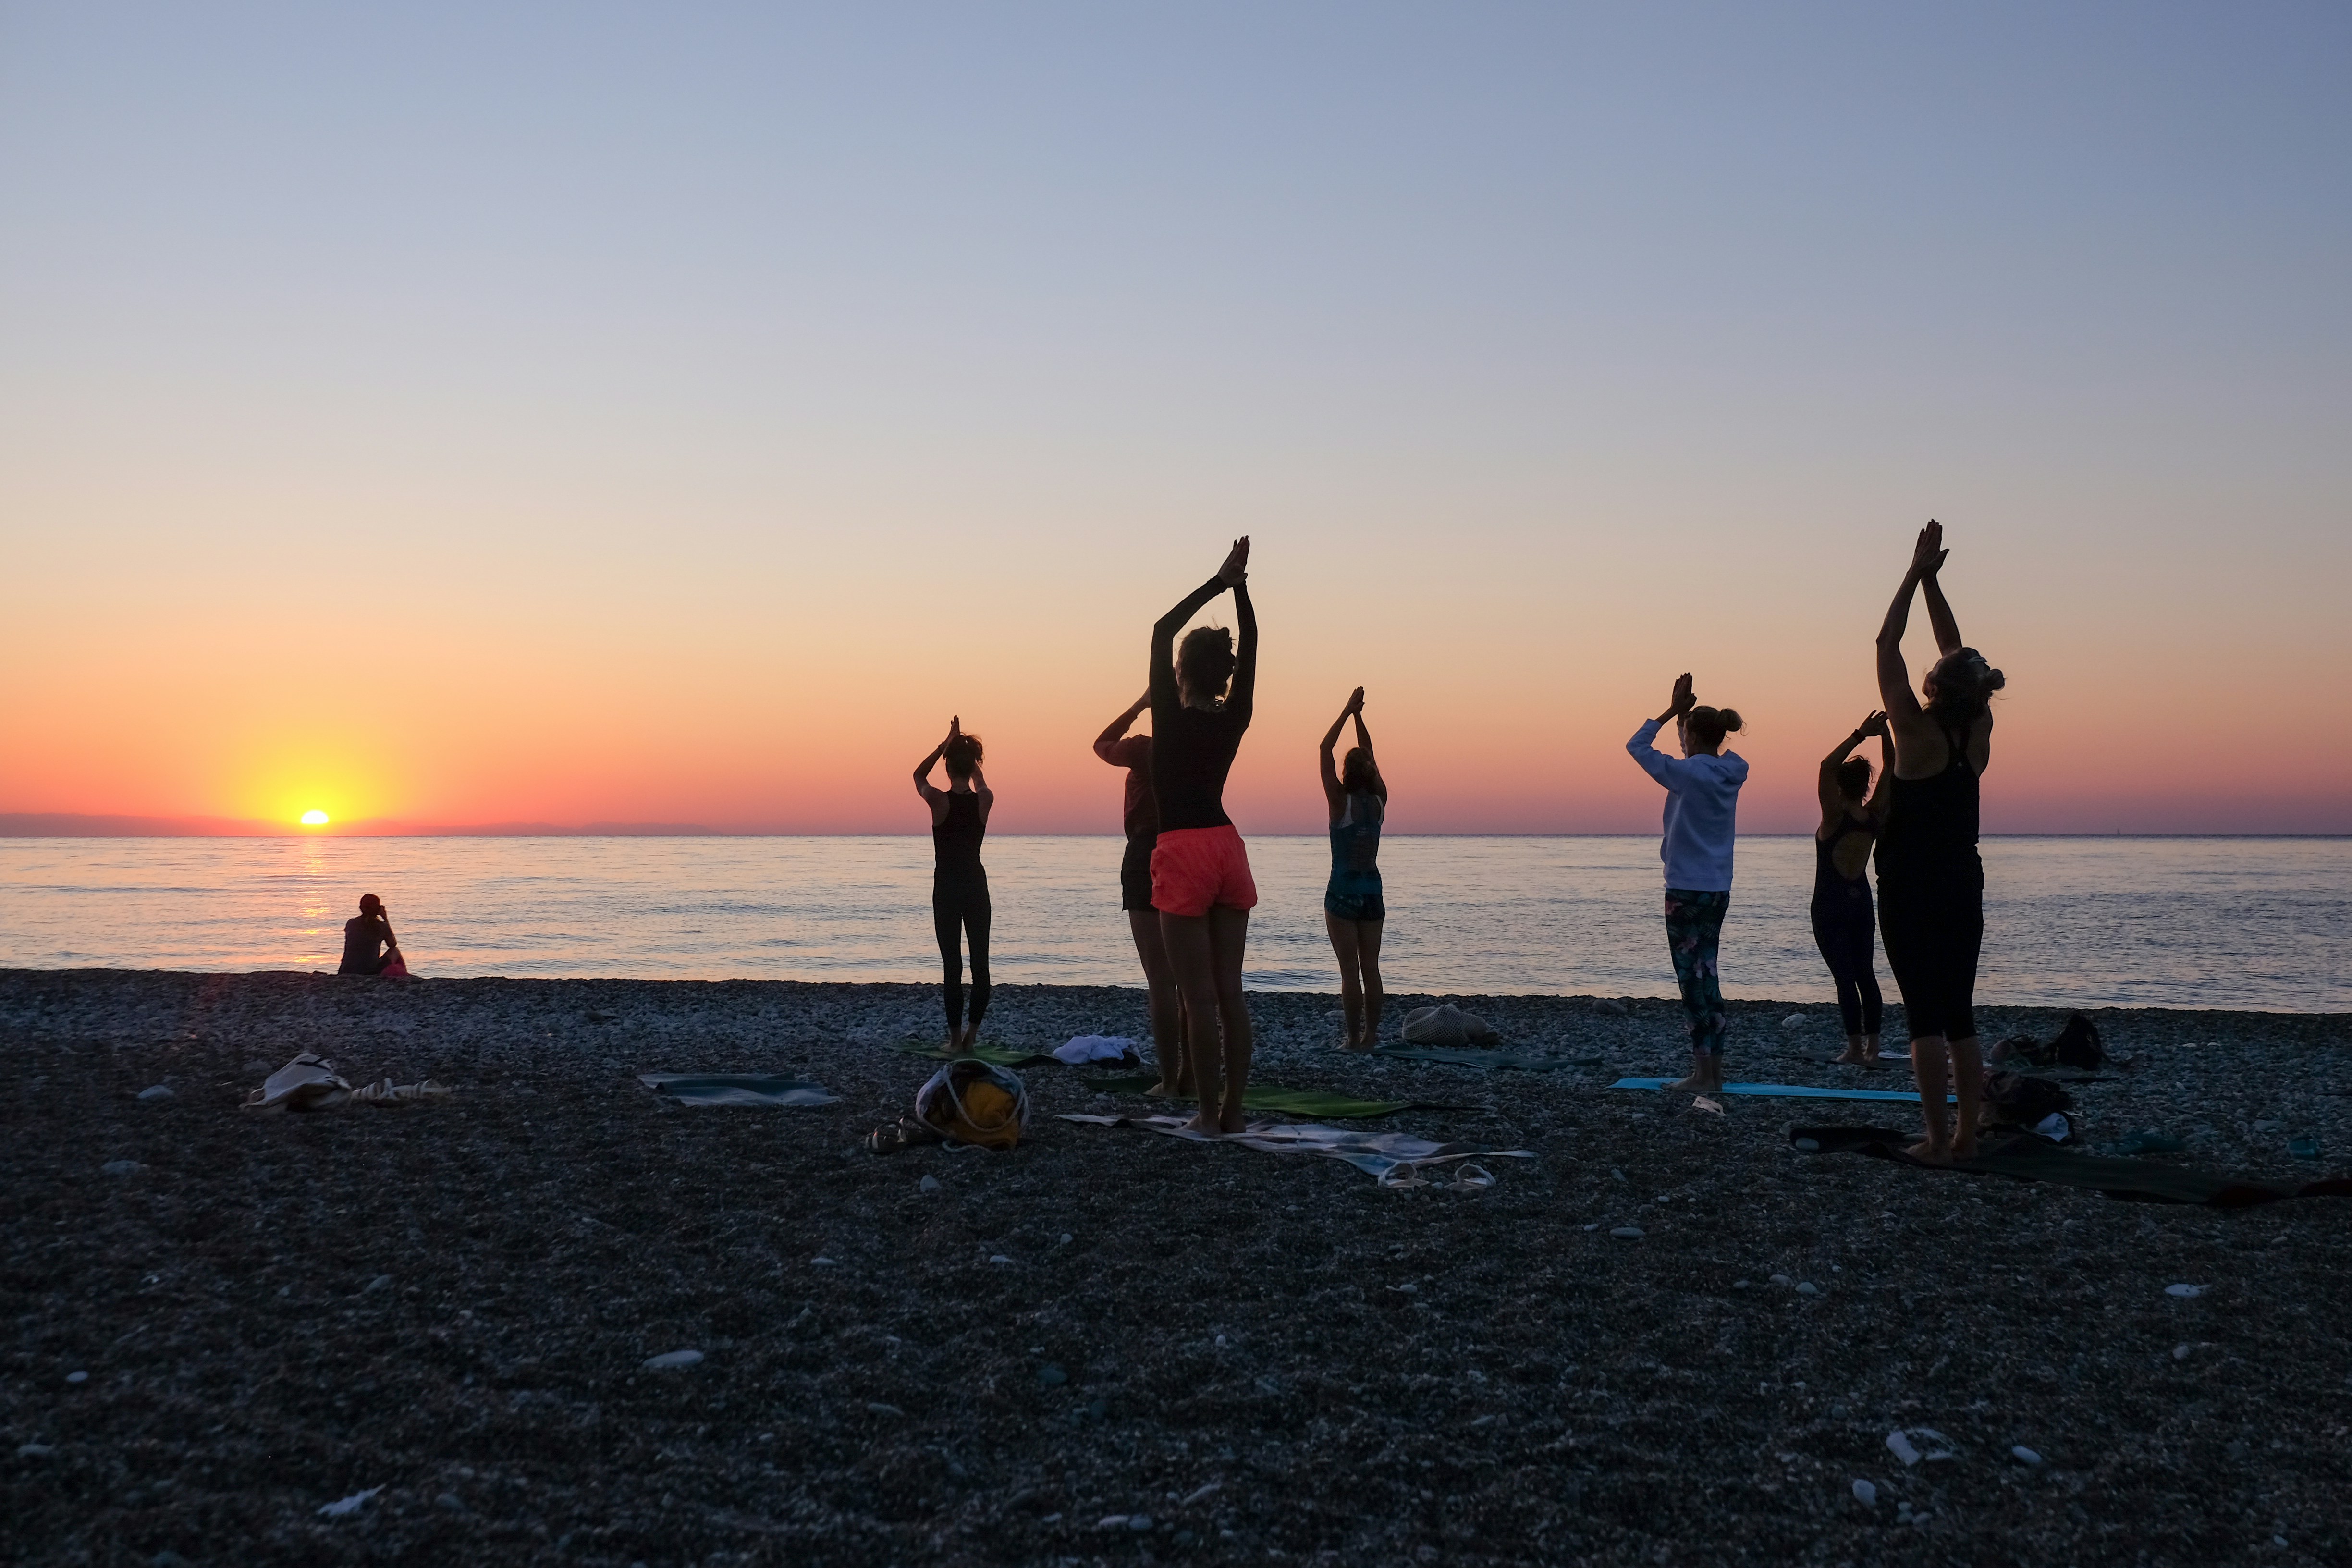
left=1874, top=520, right=2008, bottom=1162
left=1813, top=711, right=1892, bottom=1066
left=913, top=717, right=993, bottom=1054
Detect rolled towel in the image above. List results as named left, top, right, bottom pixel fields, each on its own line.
left=1401, top=1004, right=1498, bottom=1048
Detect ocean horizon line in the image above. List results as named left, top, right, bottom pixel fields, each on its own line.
left=3, top=820, right=2348, bottom=843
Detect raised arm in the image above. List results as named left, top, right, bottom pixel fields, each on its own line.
left=1228, top=575, right=1258, bottom=721
left=1817, top=713, right=1872, bottom=820
left=1865, top=721, right=1897, bottom=822
left=1627, top=674, right=1696, bottom=789
left=1318, top=687, right=1360, bottom=812
left=1920, top=539, right=1962, bottom=655
left=1349, top=697, right=1383, bottom=801
left=1150, top=538, right=1250, bottom=714
left=1094, top=692, right=1150, bottom=764
left=1875, top=527, right=1942, bottom=723
left=1818, top=710, right=1886, bottom=822
left=912, top=722, right=952, bottom=803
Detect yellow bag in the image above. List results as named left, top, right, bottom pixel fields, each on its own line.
left=916, top=1060, right=1028, bottom=1150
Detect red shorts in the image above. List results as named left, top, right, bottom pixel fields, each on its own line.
left=1150, top=824, right=1259, bottom=917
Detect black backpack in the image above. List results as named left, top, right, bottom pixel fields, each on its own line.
left=1982, top=1070, right=2074, bottom=1126
left=2049, top=1012, right=2107, bottom=1069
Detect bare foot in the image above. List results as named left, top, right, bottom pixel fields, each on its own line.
left=1832, top=1048, right=1870, bottom=1066
left=1146, top=1081, right=1181, bottom=1098
left=1906, top=1139, right=1952, bottom=1164
left=1951, top=1134, right=1981, bottom=1160
left=1858, top=1053, right=1890, bottom=1071
left=1181, top=1110, right=1222, bottom=1136
left=1666, top=1074, right=1707, bottom=1093
left=1217, top=1106, right=1247, bottom=1135
left=943, top=1034, right=969, bottom=1057
left=1341, top=1039, right=1373, bottom=1053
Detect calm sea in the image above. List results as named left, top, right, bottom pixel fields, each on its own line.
left=0, top=836, right=2344, bottom=1012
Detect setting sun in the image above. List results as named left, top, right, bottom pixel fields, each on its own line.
left=299, top=809, right=330, bottom=826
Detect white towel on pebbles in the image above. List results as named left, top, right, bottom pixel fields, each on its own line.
left=1054, top=1035, right=1138, bottom=1065
left=1401, top=1005, right=1498, bottom=1048
left=242, top=1053, right=451, bottom=1113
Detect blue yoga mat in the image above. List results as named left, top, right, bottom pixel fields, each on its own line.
left=1609, top=1077, right=1954, bottom=1103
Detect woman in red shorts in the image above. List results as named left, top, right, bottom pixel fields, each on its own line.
left=1148, top=537, right=1258, bottom=1134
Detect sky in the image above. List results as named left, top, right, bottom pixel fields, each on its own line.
left=3, top=2, right=2348, bottom=836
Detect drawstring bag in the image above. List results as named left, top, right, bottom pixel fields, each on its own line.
left=915, top=1059, right=1029, bottom=1150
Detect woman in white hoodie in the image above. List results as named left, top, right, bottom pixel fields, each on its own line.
left=1626, top=673, right=1750, bottom=1094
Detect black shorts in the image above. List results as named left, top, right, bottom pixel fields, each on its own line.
left=1120, top=835, right=1156, bottom=911
left=1878, top=869, right=1982, bottom=1042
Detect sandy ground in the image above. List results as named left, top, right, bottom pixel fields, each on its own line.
left=3, top=968, right=2349, bottom=1568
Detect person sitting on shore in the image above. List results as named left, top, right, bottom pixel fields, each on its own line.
left=1149, top=537, right=1259, bottom=1135
left=1626, top=674, right=1749, bottom=1096
left=1813, top=710, right=1894, bottom=1067
left=914, top=718, right=993, bottom=1055
left=337, top=894, right=405, bottom=976
left=1094, top=690, right=1191, bottom=1096
left=1319, top=686, right=1388, bottom=1050
left=1874, top=519, right=2005, bottom=1163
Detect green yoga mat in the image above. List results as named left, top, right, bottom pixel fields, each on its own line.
left=891, top=1040, right=1060, bottom=1068
left=1790, top=1125, right=2352, bottom=1208
left=1374, top=1045, right=1604, bottom=1071
left=1082, top=1073, right=1417, bottom=1119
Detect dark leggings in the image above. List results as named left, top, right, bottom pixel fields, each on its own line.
left=1876, top=870, right=1982, bottom=1042
left=1810, top=891, right=1884, bottom=1036
left=933, top=877, right=992, bottom=1033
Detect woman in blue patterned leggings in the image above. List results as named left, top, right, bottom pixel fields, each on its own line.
left=1627, top=674, right=1751, bottom=1095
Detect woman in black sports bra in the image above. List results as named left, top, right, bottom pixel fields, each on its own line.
left=1813, top=710, right=1893, bottom=1067
left=1874, top=520, right=2008, bottom=1162
left=914, top=717, right=993, bottom=1054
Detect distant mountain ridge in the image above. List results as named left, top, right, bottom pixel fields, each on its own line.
left=0, top=813, right=729, bottom=838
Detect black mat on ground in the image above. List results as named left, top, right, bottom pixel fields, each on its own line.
left=1790, top=1125, right=2352, bottom=1208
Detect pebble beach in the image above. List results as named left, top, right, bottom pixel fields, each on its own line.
left=4, top=968, right=2348, bottom=1567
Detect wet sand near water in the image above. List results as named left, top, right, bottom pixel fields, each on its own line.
left=4, top=969, right=2349, bottom=1566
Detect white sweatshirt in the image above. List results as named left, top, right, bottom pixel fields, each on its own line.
left=1626, top=718, right=1749, bottom=893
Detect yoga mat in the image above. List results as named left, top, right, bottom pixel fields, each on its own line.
left=1790, top=1126, right=2352, bottom=1208
left=1060, top=1113, right=1533, bottom=1188
left=639, top=1074, right=839, bottom=1108
left=1373, top=1045, right=1604, bottom=1072
left=891, top=1040, right=1060, bottom=1068
left=1082, top=1073, right=1417, bottom=1119
left=1611, top=1077, right=1955, bottom=1103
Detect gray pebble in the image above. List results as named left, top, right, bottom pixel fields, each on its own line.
left=137, top=1084, right=173, bottom=1101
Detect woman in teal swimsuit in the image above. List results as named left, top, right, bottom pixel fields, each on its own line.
left=1319, top=687, right=1388, bottom=1050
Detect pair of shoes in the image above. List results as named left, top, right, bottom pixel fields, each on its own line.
left=864, top=1117, right=946, bottom=1155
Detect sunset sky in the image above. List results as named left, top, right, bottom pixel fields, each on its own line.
left=3, top=3, right=2348, bottom=835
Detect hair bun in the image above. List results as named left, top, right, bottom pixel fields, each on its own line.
left=1716, top=707, right=1745, bottom=733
